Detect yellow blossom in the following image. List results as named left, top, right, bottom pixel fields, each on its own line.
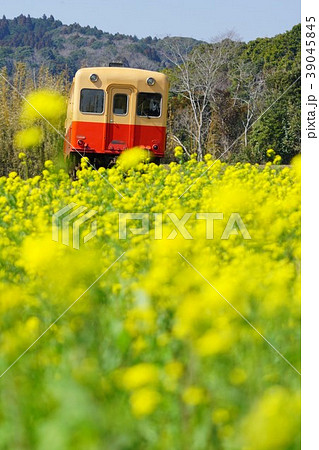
left=14, top=126, right=44, bottom=149
left=164, top=361, right=184, bottom=380
left=229, top=367, right=247, bottom=385
left=122, top=363, right=159, bottom=390
left=117, top=147, right=149, bottom=170
left=130, top=388, right=161, bottom=417
left=20, top=89, right=66, bottom=124
left=174, top=146, right=183, bottom=158
left=212, top=408, right=230, bottom=424
left=240, top=387, right=300, bottom=450
left=182, top=386, right=206, bottom=406
left=266, top=148, right=275, bottom=158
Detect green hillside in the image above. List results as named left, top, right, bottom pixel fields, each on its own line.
left=0, top=14, right=200, bottom=76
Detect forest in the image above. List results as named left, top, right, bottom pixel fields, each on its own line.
left=0, top=15, right=301, bottom=176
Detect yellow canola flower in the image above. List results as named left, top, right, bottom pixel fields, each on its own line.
left=273, top=155, right=282, bottom=165
left=195, top=328, right=234, bottom=356
left=164, top=361, right=184, bottom=380
left=292, top=153, right=301, bottom=180
left=204, top=153, right=213, bottom=162
left=266, top=148, right=275, bottom=158
left=182, top=386, right=206, bottom=406
left=117, top=147, right=149, bottom=171
left=0, top=153, right=300, bottom=448
left=121, top=363, right=159, bottom=390
left=14, top=126, right=43, bottom=149
left=132, top=336, right=147, bottom=355
left=124, top=307, right=156, bottom=336
left=174, top=145, right=183, bottom=158
left=240, top=387, right=300, bottom=450
left=130, top=388, right=161, bottom=417
left=20, top=89, right=66, bottom=124
left=25, top=316, right=40, bottom=334
left=44, top=160, right=54, bottom=169
left=19, top=233, right=60, bottom=276
left=229, top=367, right=247, bottom=385
left=212, top=408, right=230, bottom=424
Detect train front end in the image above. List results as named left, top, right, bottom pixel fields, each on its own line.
left=64, top=67, right=169, bottom=167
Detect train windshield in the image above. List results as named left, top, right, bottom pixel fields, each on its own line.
left=80, top=89, right=104, bottom=113
left=137, top=93, right=162, bottom=117
left=113, top=94, right=128, bottom=115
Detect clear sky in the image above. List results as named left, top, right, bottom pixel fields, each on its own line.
left=1, top=0, right=300, bottom=42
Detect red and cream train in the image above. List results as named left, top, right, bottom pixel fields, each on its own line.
left=64, top=66, right=169, bottom=167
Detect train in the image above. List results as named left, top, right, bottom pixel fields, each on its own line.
left=64, top=65, right=169, bottom=170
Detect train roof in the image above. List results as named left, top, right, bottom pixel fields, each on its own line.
left=73, top=67, right=168, bottom=89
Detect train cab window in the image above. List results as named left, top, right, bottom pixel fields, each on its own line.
left=113, top=94, right=128, bottom=115
left=80, top=89, right=104, bottom=114
left=137, top=93, right=162, bottom=117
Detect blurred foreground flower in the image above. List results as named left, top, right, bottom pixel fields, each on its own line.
left=14, top=126, right=43, bottom=149
left=182, top=386, right=206, bottom=405
left=240, top=387, right=301, bottom=450
left=0, top=157, right=300, bottom=448
left=130, top=388, right=161, bottom=417
left=117, top=147, right=150, bottom=171
left=292, top=153, right=301, bottom=179
left=122, top=363, right=159, bottom=390
left=20, top=89, right=66, bottom=125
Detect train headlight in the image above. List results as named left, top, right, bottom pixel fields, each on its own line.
left=146, top=77, right=156, bottom=86
left=90, top=73, right=99, bottom=83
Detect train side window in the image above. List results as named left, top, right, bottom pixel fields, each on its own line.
left=80, top=89, right=104, bottom=114
left=113, top=94, right=128, bottom=115
left=137, top=93, right=162, bottom=117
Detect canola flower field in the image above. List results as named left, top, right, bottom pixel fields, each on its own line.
left=0, top=152, right=300, bottom=449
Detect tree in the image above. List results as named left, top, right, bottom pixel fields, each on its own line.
left=0, top=15, right=10, bottom=40
left=209, top=89, right=243, bottom=157
left=162, top=36, right=237, bottom=160
left=231, top=61, right=266, bottom=148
